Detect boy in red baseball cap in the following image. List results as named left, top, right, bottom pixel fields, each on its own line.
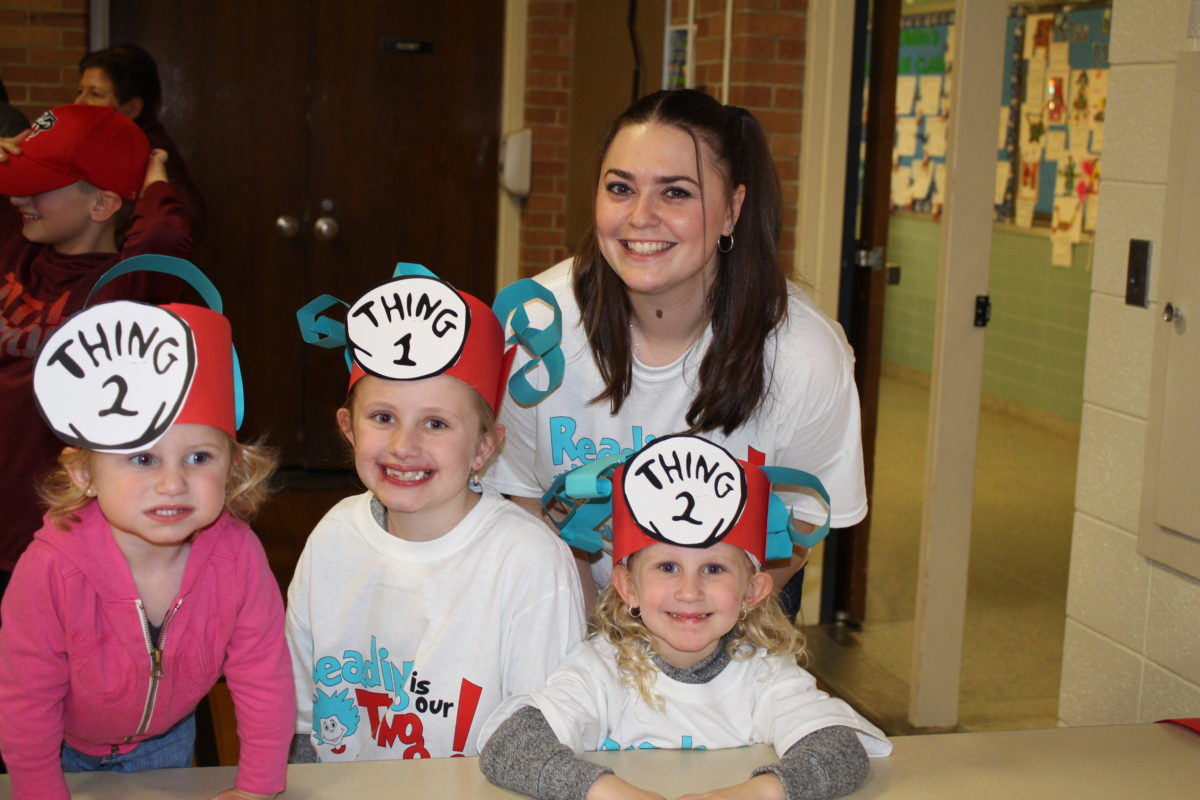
left=0, top=103, right=193, bottom=617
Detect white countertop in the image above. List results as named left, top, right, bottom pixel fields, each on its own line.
left=4, top=722, right=1197, bottom=799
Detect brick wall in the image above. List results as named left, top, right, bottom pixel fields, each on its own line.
left=518, top=0, right=806, bottom=277
left=519, top=0, right=575, bottom=276
left=673, top=0, right=805, bottom=261
left=1, top=1, right=805, bottom=275
left=0, top=0, right=87, bottom=123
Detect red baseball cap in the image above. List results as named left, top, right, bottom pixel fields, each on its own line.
left=0, top=104, right=149, bottom=202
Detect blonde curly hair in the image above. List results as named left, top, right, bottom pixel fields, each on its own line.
left=589, top=550, right=807, bottom=711
left=38, top=433, right=278, bottom=531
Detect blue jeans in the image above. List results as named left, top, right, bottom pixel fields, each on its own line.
left=61, top=712, right=195, bottom=773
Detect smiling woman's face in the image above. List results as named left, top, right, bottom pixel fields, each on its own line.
left=594, top=122, right=743, bottom=307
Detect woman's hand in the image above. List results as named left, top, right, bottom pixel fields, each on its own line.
left=142, top=147, right=169, bottom=189
left=587, top=773, right=668, bottom=800
left=675, top=774, right=786, bottom=800
left=208, top=789, right=276, bottom=800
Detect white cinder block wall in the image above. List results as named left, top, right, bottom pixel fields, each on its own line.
left=1059, top=0, right=1200, bottom=726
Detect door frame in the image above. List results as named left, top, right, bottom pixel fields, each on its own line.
left=496, top=0, right=527, bottom=289
left=801, top=0, right=1009, bottom=728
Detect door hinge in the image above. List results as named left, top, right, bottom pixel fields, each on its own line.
left=974, top=295, right=991, bottom=327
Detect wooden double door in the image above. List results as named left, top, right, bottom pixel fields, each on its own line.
left=111, top=1, right=505, bottom=470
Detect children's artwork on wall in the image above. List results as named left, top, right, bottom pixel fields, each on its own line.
left=891, top=164, right=914, bottom=207
left=893, top=2, right=1111, bottom=267
left=896, top=75, right=917, bottom=115
left=1025, top=13, right=1055, bottom=59
left=924, top=116, right=947, bottom=157
left=1051, top=195, right=1082, bottom=266
left=1008, top=4, right=1109, bottom=232
left=896, top=117, right=919, bottom=157
left=918, top=75, right=943, bottom=116
left=891, top=11, right=953, bottom=217
left=994, top=161, right=1011, bottom=205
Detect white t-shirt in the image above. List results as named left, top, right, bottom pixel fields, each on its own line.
left=477, top=637, right=891, bottom=759
left=286, top=487, right=585, bottom=760
left=487, top=260, right=867, bottom=582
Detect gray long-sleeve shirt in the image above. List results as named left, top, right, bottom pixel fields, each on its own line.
left=479, top=639, right=869, bottom=800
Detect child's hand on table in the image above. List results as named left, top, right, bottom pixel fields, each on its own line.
left=588, top=773, right=668, bottom=800
left=674, top=774, right=786, bottom=800
left=209, top=789, right=276, bottom=800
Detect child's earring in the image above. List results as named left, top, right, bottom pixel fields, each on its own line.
left=739, top=605, right=748, bottom=621
left=629, top=606, right=641, bottom=619
left=469, top=470, right=482, bottom=491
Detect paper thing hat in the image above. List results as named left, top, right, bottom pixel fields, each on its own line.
left=543, top=434, right=833, bottom=567
left=33, top=255, right=243, bottom=453
left=298, top=262, right=565, bottom=413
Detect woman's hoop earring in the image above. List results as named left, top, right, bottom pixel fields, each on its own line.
left=718, top=233, right=735, bottom=254
left=629, top=606, right=641, bottom=619
left=739, top=606, right=748, bottom=621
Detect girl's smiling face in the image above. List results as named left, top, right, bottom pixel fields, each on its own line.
left=594, top=121, right=744, bottom=308
left=612, top=541, right=772, bottom=669
left=337, top=374, right=501, bottom=541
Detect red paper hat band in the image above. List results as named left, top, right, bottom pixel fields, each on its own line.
left=611, top=458, right=771, bottom=567
left=167, top=303, right=237, bottom=439
left=0, top=105, right=149, bottom=202
left=346, top=289, right=513, bottom=416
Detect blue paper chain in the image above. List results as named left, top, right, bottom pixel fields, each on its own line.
left=296, top=262, right=565, bottom=405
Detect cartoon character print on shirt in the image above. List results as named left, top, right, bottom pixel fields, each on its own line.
left=310, top=635, right=484, bottom=760
left=312, top=688, right=362, bottom=761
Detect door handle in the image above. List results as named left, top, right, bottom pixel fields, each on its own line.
left=314, top=216, right=340, bottom=242
left=275, top=214, right=300, bottom=238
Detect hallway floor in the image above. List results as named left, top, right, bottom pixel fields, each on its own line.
left=804, top=370, right=1080, bottom=735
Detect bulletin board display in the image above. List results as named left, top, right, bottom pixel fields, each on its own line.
left=1002, top=5, right=1109, bottom=264
left=890, top=11, right=954, bottom=216
left=892, top=3, right=1111, bottom=265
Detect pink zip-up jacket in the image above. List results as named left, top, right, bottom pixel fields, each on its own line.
left=0, top=501, right=293, bottom=799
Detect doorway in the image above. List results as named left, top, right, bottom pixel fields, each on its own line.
left=809, top=0, right=1093, bottom=733
left=110, top=0, right=505, bottom=472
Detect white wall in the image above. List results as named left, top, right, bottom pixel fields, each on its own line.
left=1059, top=0, right=1200, bottom=726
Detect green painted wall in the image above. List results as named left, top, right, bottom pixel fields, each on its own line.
left=881, top=214, right=1091, bottom=421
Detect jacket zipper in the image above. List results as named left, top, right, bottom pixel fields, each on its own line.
left=125, top=598, right=183, bottom=743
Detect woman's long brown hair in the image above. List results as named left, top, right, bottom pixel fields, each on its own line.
left=572, top=89, right=787, bottom=435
